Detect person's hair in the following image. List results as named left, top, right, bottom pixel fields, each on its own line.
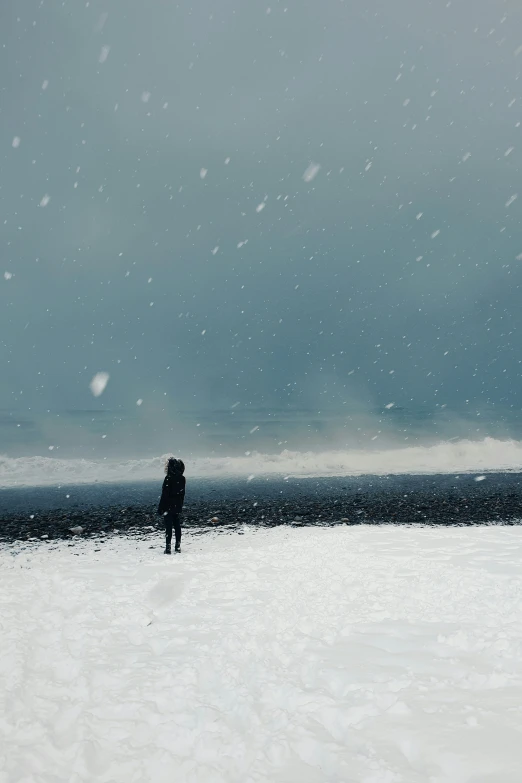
left=165, top=457, right=185, bottom=474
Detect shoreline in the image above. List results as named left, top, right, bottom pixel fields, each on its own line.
left=2, top=473, right=522, bottom=542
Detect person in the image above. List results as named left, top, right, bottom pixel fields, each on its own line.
left=158, top=457, right=186, bottom=554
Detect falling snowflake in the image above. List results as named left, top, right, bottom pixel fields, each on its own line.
left=431, top=229, right=440, bottom=239
left=505, top=194, right=518, bottom=207
left=89, top=372, right=110, bottom=397
left=256, top=202, right=266, bottom=213
left=136, top=399, right=143, bottom=406
left=4, top=271, right=13, bottom=280
left=141, top=91, right=151, bottom=103
left=416, top=212, right=423, bottom=220
left=12, top=137, right=20, bottom=149
left=200, top=168, right=208, bottom=180
left=475, top=475, right=486, bottom=482
left=303, top=162, right=321, bottom=182
left=384, top=402, right=395, bottom=409
left=39, top=194, right=50, bottom=207
left=211, top=246, right=219, bottom=255
left=461, top=152, right=471, bottom=162
left=99, top=45, right=110, bottom=63
left=505, top=147, right=514, bottom=157
left=41, top=80, right=49, bottom=90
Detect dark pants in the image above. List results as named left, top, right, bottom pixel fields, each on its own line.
left=165, top=511, right=181, bottom=549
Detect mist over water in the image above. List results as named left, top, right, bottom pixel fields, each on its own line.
left=2, top=1, right=522, bottom=478
left=2, top=403, right=522, bottom=488
left=3, top=403, right=522, bottom=461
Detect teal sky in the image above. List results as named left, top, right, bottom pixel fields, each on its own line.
left=2, top=0, right=522, bottom=419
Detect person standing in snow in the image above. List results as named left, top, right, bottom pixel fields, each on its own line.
left=158, top=458, right=186, bottom=554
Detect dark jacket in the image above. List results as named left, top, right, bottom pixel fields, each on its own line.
left=158, top=464, right=186, bottom=515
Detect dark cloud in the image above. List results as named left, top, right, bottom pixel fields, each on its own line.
left=1, top=0, right=522, bottom=425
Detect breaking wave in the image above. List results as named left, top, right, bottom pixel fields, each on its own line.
left=1, top=437, right=522, bottom=488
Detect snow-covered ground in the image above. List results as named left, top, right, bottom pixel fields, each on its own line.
left=2, top=525, right=522, bottom=782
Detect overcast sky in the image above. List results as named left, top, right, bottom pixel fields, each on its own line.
left=2, top=0, right=522, bottom=418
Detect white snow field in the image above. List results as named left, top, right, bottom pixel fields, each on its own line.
left=1, top=525, right=522, bottom=783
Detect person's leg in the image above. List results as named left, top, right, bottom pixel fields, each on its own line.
left=164, top=512, right=173, bottom=553
left=174, top=513, right=182, bottom=551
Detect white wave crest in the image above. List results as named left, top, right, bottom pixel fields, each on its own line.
left=1, top=438, right=521, bottom=488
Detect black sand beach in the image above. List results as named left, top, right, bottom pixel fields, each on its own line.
left=1, top=473, right=522, bottom=542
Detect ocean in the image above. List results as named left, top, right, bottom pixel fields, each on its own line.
left=1, top=403, right=522, bottom=490
left=2, top=403, right=522, bottom=539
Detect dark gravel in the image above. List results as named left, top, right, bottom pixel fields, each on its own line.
left=1, top=473, right=522, bottom=543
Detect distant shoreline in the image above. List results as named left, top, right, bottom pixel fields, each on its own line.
left=1, top=474, right=522, bottom=542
